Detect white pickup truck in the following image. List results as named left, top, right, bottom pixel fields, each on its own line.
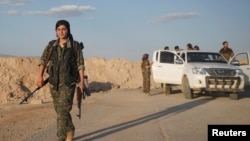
left=151, top=50, right=250, bottom=100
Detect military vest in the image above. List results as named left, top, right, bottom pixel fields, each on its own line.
left=47, top=40, right=79, bottom=89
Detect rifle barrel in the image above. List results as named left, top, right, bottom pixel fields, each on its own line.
left=19, top=78, right=49, bottom=105
left=19, top=87, right=40, bottom=104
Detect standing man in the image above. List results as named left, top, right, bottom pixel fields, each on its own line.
left=37, top=19, right=85, bottom=141
left=219, top=41, right=234, bottom=61
left=141, top=53, right=152, bottom=95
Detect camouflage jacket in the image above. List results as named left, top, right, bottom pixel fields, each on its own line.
left=39, top=39, right=85, bottom=89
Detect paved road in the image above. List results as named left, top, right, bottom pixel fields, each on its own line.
left=24, top=87, right=250, bottom=141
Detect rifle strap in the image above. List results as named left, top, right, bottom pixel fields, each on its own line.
left=44, top=42, right=55, bottom=67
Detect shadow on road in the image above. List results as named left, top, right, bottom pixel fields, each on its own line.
left=148, top=88, right=182, bottom=96
left=241, top=86, right=250, bottom=99
left=74, top=97, right=215, bottom=141
left=151, top=86, right=250, bottom=100
left=88, top=81, right=113, bottom=93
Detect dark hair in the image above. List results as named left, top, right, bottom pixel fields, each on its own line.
left=55, top=19, right=74, bottom=46
left=222, top=41, right=228, bottom=45
left=187, top=43, right=192, bottom=48
left=194, top=45, right=199, bottom=50
left=174, top=46, right=179, bottom=50
left=142, top=53, right=149, bottom=61
left=186, top=43, right=193, bottom=50
left=164, top=46, right=169, bottom=50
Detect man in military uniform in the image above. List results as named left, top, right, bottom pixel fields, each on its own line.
left=141, top=53, right=152, bottom=95
left=219, top=41, right=234, bottom=61
left=37, top=20, right=85, bottom=141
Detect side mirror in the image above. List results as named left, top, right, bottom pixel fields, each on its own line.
left=175, top=58, right=183, bottom=64
left=230, top=60, right=240, bottom=66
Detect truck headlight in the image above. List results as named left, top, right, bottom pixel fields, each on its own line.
left=235, top=69, right=243, bottom=75
left=192, top=68, right=207, bottom=75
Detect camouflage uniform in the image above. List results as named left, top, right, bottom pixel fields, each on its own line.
left=219, top=48, right=234, bottom=61
left=39, top=39, right=84, bottom=141
left=141, top=60, right=151, bottom=93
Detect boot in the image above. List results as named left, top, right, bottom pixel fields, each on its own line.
left=66, top=131, right=74, bottom=141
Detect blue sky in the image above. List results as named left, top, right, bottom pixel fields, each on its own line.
left=0, top=0, right=250, bottom=61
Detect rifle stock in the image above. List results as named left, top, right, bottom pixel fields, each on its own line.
left=19, top=78, right=49, bottom=104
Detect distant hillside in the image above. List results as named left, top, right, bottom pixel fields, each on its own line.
left=0, top=53, right=15, bottom=57
left=0, top=53, right=40, bottom=58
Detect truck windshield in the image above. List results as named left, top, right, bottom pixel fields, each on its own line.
left=187, top=52, right=228, bottom=63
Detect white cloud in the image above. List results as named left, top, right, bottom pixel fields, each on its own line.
left=22, top=5, right=95, bottom=18
left=0, top=0, right=32, bottom=6
left=49, top=5, right=95, bottom=12
left=23, top=10, right=43, bottom=15
left=148, top=12, right=200, bottom=24
left=6, top=9, right=18, bottom=15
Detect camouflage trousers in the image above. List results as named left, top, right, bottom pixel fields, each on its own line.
left=50, top=84, right=75, bottom=141
left=142, top=72, right=150, bottom=93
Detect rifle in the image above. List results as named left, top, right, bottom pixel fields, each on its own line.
left=19, top=43, right=54, bottom=105
left=19, top=78, right=49, bottom=104
left=76, top=86, right=84, bottom=119
left=76, top=75, right=91, bottom=119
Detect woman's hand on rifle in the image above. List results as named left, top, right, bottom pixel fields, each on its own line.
left=78, top=69, right=85, bottom=93
left=37, top=65, right=45, bottom=88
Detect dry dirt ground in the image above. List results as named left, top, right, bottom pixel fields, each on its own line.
left=0, top=87, right=250, bottom=141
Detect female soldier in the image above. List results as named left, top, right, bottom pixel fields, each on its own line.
left=37, top=20, right=85, bottom=141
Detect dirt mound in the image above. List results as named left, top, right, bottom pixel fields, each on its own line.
left=0, top=57, right=159, bottom=104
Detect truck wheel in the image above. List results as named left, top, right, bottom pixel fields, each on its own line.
left=229, top=93, right=238, bottom=100
left=182, top=77, right=193, bottom=99
left=164, top=84, right=171, bottom=96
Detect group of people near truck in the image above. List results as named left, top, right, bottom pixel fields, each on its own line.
left=164, top=43, right=200, bottom=51
left=140, top=41, right=235, bottom=95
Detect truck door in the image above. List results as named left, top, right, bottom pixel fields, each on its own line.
left=231, top=52, right=250, bottom=86
left=152, top=51, right=184, bottom=84
left=152, top=51, right=162, bottom=83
